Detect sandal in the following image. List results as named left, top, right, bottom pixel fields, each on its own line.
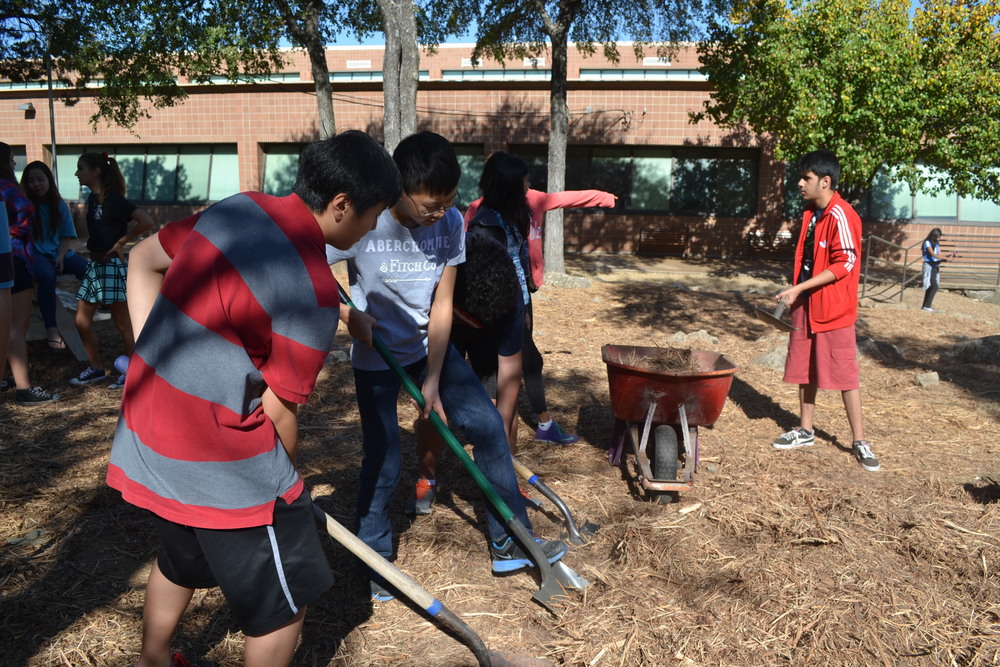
left=46, top=337, right=67, bottom=351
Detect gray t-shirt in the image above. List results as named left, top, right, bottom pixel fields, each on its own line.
left=327, top=207, right=466, bottom=370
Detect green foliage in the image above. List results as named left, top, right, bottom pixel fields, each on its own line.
left=695, top=0, right=1000, bottom=203
left=1, top=0, right=291, bottom=129
left=472, top=0, right=710, bottom=66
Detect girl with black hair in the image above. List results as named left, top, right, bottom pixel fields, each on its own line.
left=21, top=161, right=88, bottom=350
left=467, top=151, right=616, bottom=446
left=69, top=152, right=153, bottom=389
left=921, top=228, right=944, bottom=312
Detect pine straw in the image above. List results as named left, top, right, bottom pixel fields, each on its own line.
left=2, top=258, right=1000, bottom=666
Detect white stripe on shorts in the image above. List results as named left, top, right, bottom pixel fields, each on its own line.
left=266, top=524, right=299, bottom=615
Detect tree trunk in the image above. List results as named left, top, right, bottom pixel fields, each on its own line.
left=544, top=30, right=570, bottom=279
left=306, top=40, right=336, bottom=138
left=379, top=0, right=419, bottom=153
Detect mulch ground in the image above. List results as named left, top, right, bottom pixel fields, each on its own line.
left=2, top=255, right=999, bottom=666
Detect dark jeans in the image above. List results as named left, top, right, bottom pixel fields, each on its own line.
left=522, top=299, right=547, bottom=415
left=352, top=343, right=530, bottom=559
left=35, top=250, right=88, bottom=328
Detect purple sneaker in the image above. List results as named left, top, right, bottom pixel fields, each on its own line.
left=534, top=420, right=580, bottom=445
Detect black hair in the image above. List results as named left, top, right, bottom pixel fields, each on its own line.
left=797, top=150, right=841, bottom=190
left=20, top=161, right=64, bottom=238
left=0, top=142, right=15, bottom=182
left=293, top=130, right=402, bottom=214
left=454, top=232, right=519, bottom=327
left=480, top=151, right=531, bottom=239
left=925, top=227, right=943, bottom=243
left=78, top=152, right=127, bottom=200
left=392, top=131, right=461, bottom=197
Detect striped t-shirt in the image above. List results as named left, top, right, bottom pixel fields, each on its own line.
left=107, top=193, right=339, bottom=529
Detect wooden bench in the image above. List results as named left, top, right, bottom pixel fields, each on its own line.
left=638, top=226, right=688, bottom=256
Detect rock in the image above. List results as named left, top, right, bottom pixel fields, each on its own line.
left=754, top=343, right=788, bottom=371
left=964, top=290, right=998, bottom=304
left=327, top=349, right=349, bottom=363
left=671, top=281, right=688, bottom=290
left=916, top=371, right=939, bottom=387
left=546, top=273, right=592, bottom=288
left=942, top=335, right=1000, bottom=366
left=857, top=336, right=904, bottom=361
left=667, top=330, right=720, bottom=345
left=687, top=329, right=720, bottom=345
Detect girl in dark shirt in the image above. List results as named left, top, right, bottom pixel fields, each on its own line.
left=70, top=152, right=153, bottom=389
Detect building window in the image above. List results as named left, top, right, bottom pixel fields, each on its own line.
left=860, top=164, right=1000, bottom=224
left=511, top=144, right=758, bottom=217
left=453, top=145, right=485, bottom=206
left=261, top=144, right=304, bottom=197
left=578, top=69, right=706, bottom=81
left=440, top=69, right=551, bottom=81
left=56, top=145, right=240, bottom=203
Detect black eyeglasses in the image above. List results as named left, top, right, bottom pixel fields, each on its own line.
left=404, top=191, right=458, bottom=217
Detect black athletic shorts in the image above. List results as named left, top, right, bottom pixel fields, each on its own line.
left=150, top=491, right=333, bottom=636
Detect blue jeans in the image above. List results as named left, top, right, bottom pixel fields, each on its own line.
left=34, top=250, right=88, bottom=328
left=353, top=343, right=530, bottom=559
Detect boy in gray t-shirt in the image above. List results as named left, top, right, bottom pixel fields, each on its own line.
left=328, top=131, right=567, bottom=601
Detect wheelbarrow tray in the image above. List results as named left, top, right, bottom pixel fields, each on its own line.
left=602, top=345, right=738, bottom=426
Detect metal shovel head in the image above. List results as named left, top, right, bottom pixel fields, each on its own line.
left=551, top=561, right=590, bottom=590
left=561, top=519, right=600, bottom=546
left=755, top=299, right=797, bottom=332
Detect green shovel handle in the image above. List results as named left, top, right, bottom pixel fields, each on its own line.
left=339, top=285, right=513, bottom=522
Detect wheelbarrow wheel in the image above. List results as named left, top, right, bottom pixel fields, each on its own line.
left=653, top=425, right=679, bottom=504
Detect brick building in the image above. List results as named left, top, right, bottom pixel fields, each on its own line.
left=3, top=42, right=998, bottom=262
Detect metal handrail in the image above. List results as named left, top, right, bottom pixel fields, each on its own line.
left=862, top=235, right=923, bottom=301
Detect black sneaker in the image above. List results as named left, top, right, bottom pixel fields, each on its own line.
left=772, top=427, right=815, bottom=450
left=69, top=366, right=106, bottom=386
left=369, top=576, right=396, bottom=602
left=852, top=441, right=881, bottom=472
left=490, top=536, right=567, bottom=574
left=15, top=386, right=62, bottom=406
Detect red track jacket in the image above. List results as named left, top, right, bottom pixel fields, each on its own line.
left=792, top=191, right=862, bottom=333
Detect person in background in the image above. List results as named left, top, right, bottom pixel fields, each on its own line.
left=0, top=142, right=61, bottom=405
left=921, top=227, right=944, bottom=313
left=21, top=161, right=88, bottom=351
left=771, top=150, right=879, bottom=472
left=406, top=231, right=525, bottom=515
left=464, top=152, right=617, bottom=445
left=69, top=152, right=153, bottom=390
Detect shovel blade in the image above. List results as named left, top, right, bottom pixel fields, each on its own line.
left=562, top=520, right=600, bottom=546
left=551, top=561, right=590, bottom=590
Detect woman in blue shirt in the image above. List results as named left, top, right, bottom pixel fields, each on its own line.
left=921, top=227, right=944, bottom=312
left=21, top=161, right=88, bottom=350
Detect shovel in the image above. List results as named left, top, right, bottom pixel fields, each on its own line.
left=337, top=285, right=588, bottom=612
left=754, top=297, right=797, bottom=332
left=311, top=502, right=552, bottom=667
left=511, top=457, right=599, bottom=546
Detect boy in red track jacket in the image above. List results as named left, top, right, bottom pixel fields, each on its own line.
left=771, top=150, right=880, bottom=472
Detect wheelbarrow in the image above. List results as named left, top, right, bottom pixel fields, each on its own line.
left=602, top=345, right=738, bottom=503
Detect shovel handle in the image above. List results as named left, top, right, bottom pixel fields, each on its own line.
left=773, top=297, right=787, bottom=320
left=338, top=285, right=512, bottom=522
left=311, top=503, right=497, bottom=666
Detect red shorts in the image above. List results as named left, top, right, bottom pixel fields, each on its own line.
left=782, top=300, right=859, bottom=391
